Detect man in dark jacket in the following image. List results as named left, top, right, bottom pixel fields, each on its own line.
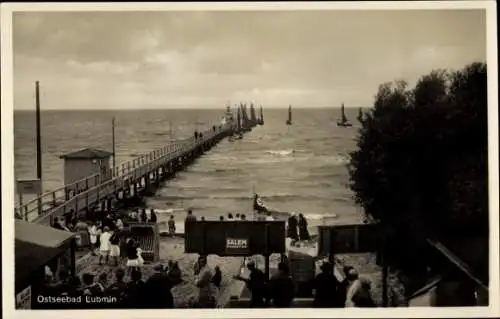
left=144, top=264, right=183, bottom=308
left=268, top=262, right=295, bottom=307
left=313, top=262, right=339, bottom=307
left=234, top=261, right=268, bottom=307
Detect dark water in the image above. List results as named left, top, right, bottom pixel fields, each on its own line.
left=14, top=108, right=364, bottom=226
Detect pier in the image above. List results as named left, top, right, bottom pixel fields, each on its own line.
left=15, top=112, right=259, bottom=226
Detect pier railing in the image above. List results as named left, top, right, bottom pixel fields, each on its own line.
left=16, top=123, right=233, bottom=222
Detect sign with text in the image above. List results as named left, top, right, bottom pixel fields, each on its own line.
left=16, top=179, right=42, bottom=195
left=225, top=238, right=249, bottom=255
left=317, top=223, right=379, bottom=256
left=185, top=221, right=286, bottom=256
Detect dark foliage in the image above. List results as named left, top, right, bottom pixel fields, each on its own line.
left=348, top=62, right=488, bottom=275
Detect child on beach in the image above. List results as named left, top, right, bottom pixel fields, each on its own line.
left=98, top=226, right=111, bottom=265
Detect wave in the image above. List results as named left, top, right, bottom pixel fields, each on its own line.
left=155, top=193, right=334, bottom=202
left=188, top=167, right=242, bottom=174
left=265, top=149, right=296, bottom=156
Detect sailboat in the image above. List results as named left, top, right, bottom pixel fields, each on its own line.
left=286, top=105, right=292, bottom=125
left=337, top=103, right=352, bottom=127
left=357, top=107, right=364, bottom=124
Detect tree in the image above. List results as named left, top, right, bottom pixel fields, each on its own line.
left=348, top=62, right=488, bottom=278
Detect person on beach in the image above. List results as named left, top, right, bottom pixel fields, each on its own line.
left=102, top=213, right=115, bottom=230
left=219, top=216, right=225, bottom=221
left=233, top=261, right=267, bottom=308
left=265, top=212, right=275, bottom=221
left=98, top=226, right=112, bottom=265
left=106, top=268, right=128, bottom=306
left=313, top=262, right=339, bottom=307
left=287, top=214, right=299, bottom=242
left=200, top=216, right=206, bottom=221
left=52, top=218, right=64, bottom=230
left=168, top=215, right=176, bottom=236
left=241, top=214, right=247, bottom=221
left=185, top=209, right=197, bottom=222
left=335, top=265, right=353, bottom=307
left=144, top=264, right=179, bottom=308
left=126, top=239, right=141, bottom=275
left=88, top=222, right=98, bottom=255
left=115, top=218, right=124, bottom=231
left=145, top=209, right=151, bottom=222
left=235, top=213, right=241, bottom=220
left=125, top=269, right=147, bottom=308
left=298, top=213, right=310, bottom=241
left=168, top=261, right=182, bottom=283
left=194, top=256, right=217, bottom=308
left=129, top=210, right=138, bottom=221
left=150, top=209, right=158, bottom=223
left=109, top=229, right=122, bottom=266
left=212, top=265, right=222, bottom=289
left=139, top=209, right=148, bottom=223
left=227, top=213, right=234, bottom=221
left=345, top=268, right=361, bottom=307
left=352, top=277, right=376, bottom=307
left=268, top=262, right=295, bottom=307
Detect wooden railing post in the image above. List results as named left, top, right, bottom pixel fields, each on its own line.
left=52, top=191, right=56, bottom=207
left=85, top=178, right=89, bottom=209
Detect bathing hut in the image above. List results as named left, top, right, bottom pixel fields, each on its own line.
left=15, top=219, right=76, bottom=309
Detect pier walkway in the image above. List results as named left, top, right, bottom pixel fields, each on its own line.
left=15, top=122, right=245, bottom=226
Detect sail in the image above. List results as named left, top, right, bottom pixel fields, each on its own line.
left=357, top=107, right=363, bottom=123
left=237, top=108, right=241, bottom=130
left=341, top=103, right=348, bottom=123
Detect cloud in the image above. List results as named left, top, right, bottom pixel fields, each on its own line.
left=12, top=10, right=486, bottom=109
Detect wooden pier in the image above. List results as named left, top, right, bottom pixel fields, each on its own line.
left=15, top=120, right=252, bottom=226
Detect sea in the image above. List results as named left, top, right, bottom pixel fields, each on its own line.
left=14, top=108, right=365, bottom=229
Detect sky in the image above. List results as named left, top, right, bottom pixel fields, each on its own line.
left=12, top=9, right=486, bottom=110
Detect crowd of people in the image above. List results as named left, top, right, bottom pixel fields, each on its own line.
left=233, top=259, right=375, bottom=308
left=38, top=261, right=184, bottom=309
left=41, top=207, right=376, bottom=309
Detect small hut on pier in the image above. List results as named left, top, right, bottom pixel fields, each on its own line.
left=59, top=148, right=113, bottom=198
